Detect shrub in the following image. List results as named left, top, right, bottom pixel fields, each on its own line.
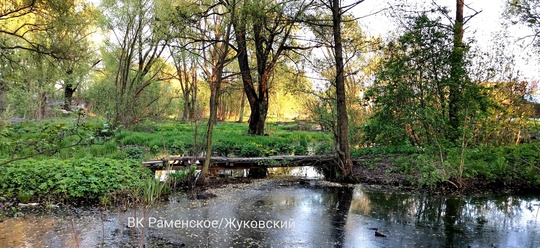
left=293, top=145, right=308, bottom=155
left=213, top=142, right=234, bottom=156
left=0, top=158, right=152, bottom=203
left=240, top=143, right=263, bottom=157
left=314, top=142, right=333, bottom=155
left=123, top=146, right=145, bottom=160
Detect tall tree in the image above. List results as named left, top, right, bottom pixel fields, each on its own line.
left=307, top=0, right=364, bottom=179
left=47, top=0, right=99, bottom=111
left=1, top=0, right=99, bottom=116
left=448, top=0, right=465, bottom=143
left=100, top=0, right=170, bottom=125
left=330, top=0, right=352, bottom=178
left=233, top=0, right=308, bottom=135
left=169, top=48, right=199, bottom=121
left=197, top=0, right=235, bottom=183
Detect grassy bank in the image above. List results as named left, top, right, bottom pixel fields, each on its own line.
left=0, top=118, right=333, bottom=212
left=352, top=143, right=540, bottom=192
left=115, top=121, right=333, bottom=159
left=1, top=117, right=539, bottom=210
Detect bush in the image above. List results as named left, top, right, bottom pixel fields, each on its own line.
left=453, top=143, right=540, bottom=184
left=213, top=142, right=234, bottom=156
left=123, top=146, right=145, bottom=160
left=314, top=142, right=333, bottom=155
left=293, top=145, right=308, bottom=155
left=0, top=158, right=152, bottom=203
left=394, top=154, right=445, bottom=187
left=240, top=143, right=263, bottom=157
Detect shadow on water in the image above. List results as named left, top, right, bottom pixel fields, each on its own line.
left=1, top=180, right=539, bottom=247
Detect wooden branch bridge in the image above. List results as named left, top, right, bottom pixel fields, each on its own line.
left=143, top=155, right=336, bottom=172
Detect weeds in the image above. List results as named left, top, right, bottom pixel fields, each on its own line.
left=0, top=158, right=153, bottom=204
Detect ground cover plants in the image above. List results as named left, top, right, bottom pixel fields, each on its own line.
left=1, top=116, right=539, bottom=212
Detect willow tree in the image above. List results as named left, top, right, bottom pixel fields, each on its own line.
left=233, top=0, right=310, bottom=135
left=170, top=0, right=236, bottom=183
left=302, top=0, right=365, bottom=179
left=0, top=0, right=98, bottom=116
left=100, top=0, right=170, bottom=125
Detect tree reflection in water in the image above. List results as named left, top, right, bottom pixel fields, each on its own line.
left=348, top=185, right=540, bottom=247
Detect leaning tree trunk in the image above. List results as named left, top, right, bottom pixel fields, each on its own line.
left=331, top=0, right=353, bottom=179
left=234, top=23, right=266, bottom=135
left=200, top=79, right=219, bottom=184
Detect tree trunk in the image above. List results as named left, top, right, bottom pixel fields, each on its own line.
left=234, top=24, right=265, bottom=135
left=64, top=83, right=76, bottom=111
left=200, top=79, right=219, bottom=184
left=199, top=3, right=234, bottom=183
left=237, top=92, right=246, bottom=123
left=331, top=0, right=353, bottom=178
left=448, top=0, right=465, bottom=143
left=181, top=91, right=190, bottom=121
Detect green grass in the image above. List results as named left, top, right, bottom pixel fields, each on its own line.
left=1, top=119, right=333, bottom=162
left=116, top=121, right=332, bottom=158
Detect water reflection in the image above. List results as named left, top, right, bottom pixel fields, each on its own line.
left=347, top=186, right=540, bottom=248
left=1, top=182, right=539, bottom=247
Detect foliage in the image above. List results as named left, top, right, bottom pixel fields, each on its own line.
left=0, top=158, right=153, bottom=203
left=314, top=142, right=334, bottom=155
left=239, top=143, right=264, bottom=157
left=445, top=143, right=540, bottom=185
left=364, top=14, right=490, bottom=148
left=117, top=122, right=331, bottom=158
left=293, top=137, right=309, bottom=155
left=168, top=165, right=197, bottom=188
left=93, top=0, right=173, bottom=126
left=351, top=145, right=423, bottom=157
left=506, top=0, right=540, bottom=48
left=380, top=142, right=540, bottom=188
left=0, top=117, right=117, bottom=165
left=393, top=154, right=446, bottom=188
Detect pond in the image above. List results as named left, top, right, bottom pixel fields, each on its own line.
left=1, top=178, right=539, bottom=247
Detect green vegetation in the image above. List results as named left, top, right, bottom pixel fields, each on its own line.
left=0, top=157, right=152, bottom=204
left=2, top=0, right=540, bottom=196
left=0, top=119, right=334, bottom=207
left=116, top=121, right=332, bottom=159
left=353, top=143, right=540, bottom=190
left=1, top=115, right=539, bottom=207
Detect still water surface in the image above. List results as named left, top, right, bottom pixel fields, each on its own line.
left=1, top=177, right=539, bottom=247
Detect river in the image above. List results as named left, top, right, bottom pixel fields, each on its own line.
left=1, top=175, right=539, bottom=247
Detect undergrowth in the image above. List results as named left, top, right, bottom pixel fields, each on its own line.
left=0, top=157, right=153, bottom=204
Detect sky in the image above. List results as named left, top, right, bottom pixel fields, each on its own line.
left=351, top=0, right=539, bottom=83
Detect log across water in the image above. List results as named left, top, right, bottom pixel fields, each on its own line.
left=143, top=155, right=336, bottom=171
